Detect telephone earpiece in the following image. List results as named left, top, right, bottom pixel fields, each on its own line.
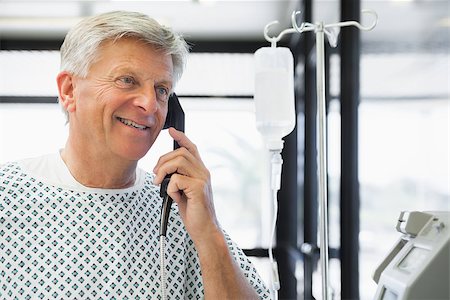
left=163, top=93, right=185, bottom=149
left=159, top=93, right=185, bottom=237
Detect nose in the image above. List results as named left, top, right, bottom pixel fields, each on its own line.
left=134, top=86, right=158, bottom=114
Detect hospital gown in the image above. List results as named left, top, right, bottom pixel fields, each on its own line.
left=0, top=153, right=270, bottom=299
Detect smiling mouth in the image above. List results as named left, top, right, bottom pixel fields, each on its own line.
left=117, top=117, right=148, bottom=130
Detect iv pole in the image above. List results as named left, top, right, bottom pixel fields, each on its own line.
left=263, top=9, right=377, bottom=300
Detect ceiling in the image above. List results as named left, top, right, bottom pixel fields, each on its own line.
left=0, top=0, right=298, bottom=41
left=0, top=0, right=448, bottom=50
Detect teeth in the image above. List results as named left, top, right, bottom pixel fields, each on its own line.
left=118, top=117, right=147, bottom=130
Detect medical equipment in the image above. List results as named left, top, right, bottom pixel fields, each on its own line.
left=159, top=93, right=185, bottom=300
left=373, top=211, right=450, bottom=300
left=254, top=45, right=296, bottom=300
left=258, top=9, right=377, bottom=300
left=254, top=47, right=296, bottom=152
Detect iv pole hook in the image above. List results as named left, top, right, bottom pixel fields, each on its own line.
left=263, top=9, right=377, bottom=47
left=264, top=21, right=298, bottom=47
left=325, top=9, right=378, bottom=31
left=291, top=11, right=315, bottom=34
left=263, top=20, right=281, bottom=47
left=264, top=11, right=305, bottom=47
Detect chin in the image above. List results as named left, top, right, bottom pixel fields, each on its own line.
left=124, top=148, right=151, bottom=161
left=111, top=131, right=159, bottom=162
left=113, top=143, right=152, bottom=162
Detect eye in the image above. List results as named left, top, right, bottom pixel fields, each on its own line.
left=156, top=86, right=170, bottom=102
left=116, top=75, right=136, bottom=87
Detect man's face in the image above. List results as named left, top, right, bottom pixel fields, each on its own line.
left=69, top=38, right=174, bottom=162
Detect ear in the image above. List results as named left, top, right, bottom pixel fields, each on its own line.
left=57, top=71, right=76, bottom=113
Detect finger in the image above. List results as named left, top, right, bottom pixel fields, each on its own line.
left=165, top=173, right=208, bottom=216
left=165, top=173, right=185, bottom=203
left=165, top=174, right=219, bottom=239
left=154, top=147, right=196, bottom=171
left=153, top=154, right=204, bottom=185
left=153, top=148, right=203, bottom=183
left=168, top=127, right=202, bottom=160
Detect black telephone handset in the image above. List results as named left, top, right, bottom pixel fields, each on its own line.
left=159, top=93, right=185, bottom=237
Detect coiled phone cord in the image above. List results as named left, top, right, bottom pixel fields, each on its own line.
left=159, top=177, right=172, bottom=300
left=160, top=235, right=168, bottom=300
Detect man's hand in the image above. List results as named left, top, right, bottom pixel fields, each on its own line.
left=153, top=127, right=220, bottom=243
left=153, top=127, right=260, bottom=299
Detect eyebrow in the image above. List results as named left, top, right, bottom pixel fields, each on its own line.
left=111, top=66, right=173, bottom=86
left=155, top=78, right=173, bottom=89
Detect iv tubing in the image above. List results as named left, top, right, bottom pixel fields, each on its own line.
left=316, top=22, right=331, bottom=300
left=269, top=150, right=283, bottom=300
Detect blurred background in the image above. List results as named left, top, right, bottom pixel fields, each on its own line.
left=0, top=0, right=449, bottom=299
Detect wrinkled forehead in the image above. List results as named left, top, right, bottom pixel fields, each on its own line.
left=96, top=36, right=170, bottom=61
left=90, top=37, right=174, bottom=79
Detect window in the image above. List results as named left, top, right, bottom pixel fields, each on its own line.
left=0, top=50, right=273, bottom=286
left=320, top=53, right=449, bottom=299
left=358, top=53, right=449, bottom=299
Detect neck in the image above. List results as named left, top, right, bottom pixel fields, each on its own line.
left=61, top=140, right=138, bottom=189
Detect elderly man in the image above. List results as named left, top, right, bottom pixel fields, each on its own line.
left=0, top=11, right=269, bottom=299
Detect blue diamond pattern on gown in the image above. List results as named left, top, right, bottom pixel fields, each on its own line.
left=0, top=162, right=269, bottom=299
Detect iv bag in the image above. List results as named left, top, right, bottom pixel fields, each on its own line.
left=254, top=47, right=295, bottom=151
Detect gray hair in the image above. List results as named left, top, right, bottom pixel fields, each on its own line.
left=60, top=10, right=189, bottom=82
left=59, top=11, right=189, bottom=121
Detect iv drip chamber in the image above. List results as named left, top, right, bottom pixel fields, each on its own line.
left=254, top=47, right=295, bottom=151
